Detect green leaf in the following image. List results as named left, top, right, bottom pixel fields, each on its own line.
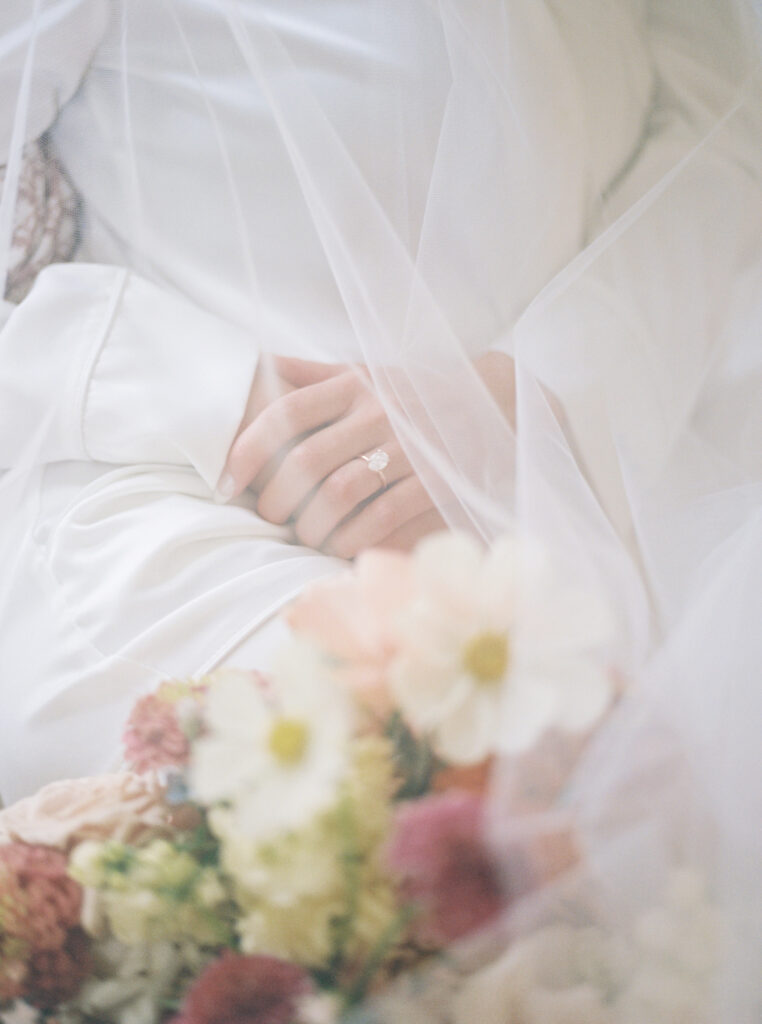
left=384, top=712, right=440, bottom=800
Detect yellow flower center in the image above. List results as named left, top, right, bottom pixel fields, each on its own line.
left=268, top=718, right=309, bottom=765
left=462, top=630, right=509, bottom=685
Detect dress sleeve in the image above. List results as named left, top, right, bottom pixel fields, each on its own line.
left=0, top=0, right=109, bottom=160
left=0, top=262, right=259, bottom=491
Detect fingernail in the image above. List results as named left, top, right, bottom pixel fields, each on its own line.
left=213, top=472, right=236, bottom=504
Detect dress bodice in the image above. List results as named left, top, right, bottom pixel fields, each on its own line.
left=53, top=0, right=652, bottom=358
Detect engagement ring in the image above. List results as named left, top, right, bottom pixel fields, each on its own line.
left=360, top=448, right=390, bottom=489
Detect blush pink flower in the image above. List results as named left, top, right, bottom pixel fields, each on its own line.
left=175, top=952, right=313, bottom=1024
left=286, top=550, right=412, bottom=715
left=0, top=772, right=171, bottom=852
left=123, top=693, right=191, bottom=772
left=386, top=792, right=507, bottom=946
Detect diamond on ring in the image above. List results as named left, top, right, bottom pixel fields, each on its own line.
left=361, top=448, right=390, bottom=489
left=365, top=449, right=390, bottom=473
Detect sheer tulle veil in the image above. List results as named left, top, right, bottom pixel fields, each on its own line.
left=0, top=1, right=760, bottom=1019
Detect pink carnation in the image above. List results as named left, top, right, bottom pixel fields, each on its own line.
left=175, top=953, right=313, bottom=1024
left=123, top=693, right=190, bottom=772
left=386, top=792, right=507, bottom=946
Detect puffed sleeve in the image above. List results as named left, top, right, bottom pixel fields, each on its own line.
left=0, top=0, right=109, bottom=160
left=0, top=263, right=259, bottom=490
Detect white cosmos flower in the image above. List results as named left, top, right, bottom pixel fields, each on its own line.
left=389, top=532, right=614, bottom=764
left=188, top=650, right=352, bottom=841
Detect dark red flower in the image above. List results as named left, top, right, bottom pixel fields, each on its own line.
left=26, top=926, right=93, bottom=1009
left=178, top=952, right=313, bottom=1024
left=386, top=791, right=507, bottom=945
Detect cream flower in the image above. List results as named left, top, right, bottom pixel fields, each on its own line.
left=453, top=870, right=718, bottom=1024
left=452, top=923, right=622, bottom=1024
left=189, top=653, right=352, bottom=841
left=615, top=869, right=719, bottom=1024
left=209, top=737, right=399, bottom=971
left=71, top=938, right=208, bottom=1024
left=0, top=772, right=169, bottom=852
left=390, top=532, right=614, bottom=764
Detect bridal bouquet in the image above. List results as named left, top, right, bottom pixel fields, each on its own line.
left=0, top=531, right=625, bottom=1024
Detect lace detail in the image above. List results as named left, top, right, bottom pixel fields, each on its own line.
left=1, top=137, right=81, bottom=304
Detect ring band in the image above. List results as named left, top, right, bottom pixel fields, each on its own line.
left=360, top=448, right=390, bottom=489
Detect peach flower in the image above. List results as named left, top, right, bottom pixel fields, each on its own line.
left=0, top=772, right=171, bottom=853
left=286, top=550, right=412, bottom=715
left=431, top=757, right=494, bottom=797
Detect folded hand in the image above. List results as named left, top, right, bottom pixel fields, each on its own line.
left=218, top=352, right=515, bottom=558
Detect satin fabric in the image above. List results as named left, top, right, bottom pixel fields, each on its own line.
left=0, top=0, right=655, bottom=800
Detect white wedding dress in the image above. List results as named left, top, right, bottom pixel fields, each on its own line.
left=0, top=2, right=760, bottom=1014
left=0, top=0, right=661, bottom=800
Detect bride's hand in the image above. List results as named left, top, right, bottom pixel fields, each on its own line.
left=219, top=351, right=515, bottom=558
left=219, top=355, right=444, bottom=557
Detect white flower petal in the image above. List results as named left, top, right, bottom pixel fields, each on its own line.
left=433, top=689, right=501, bottom=764
left=479, top=534, right=519, bottom=612
left=551, top=660, right=613, bottom=732
left=498, top=678, right=558, bottom=754
left=190, top=643, right=353, bottom=842
left=189, top=737, right=266, bottom=804
left=389, top=656, right=459, bottom=721
left=204, top=671, right=269, bottom=739
left=235, top=751, right=342, bottom=839
left=413, top=531, right=484, bottom=607
left=397, top=602, right=467, bottom=666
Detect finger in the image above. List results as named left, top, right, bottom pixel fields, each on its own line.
left=374, top=508, right=448, bottom=552
left=273, top=355, right=349, bottom=389
left=245, top=360, right=295, bottom=421
left=323, top=475, right=435, bottom=560
left=224, top=373, right=356, bottom=496
left=294, top=440, right=412, bottom=549
left=256, top=407, right=387, bottom=524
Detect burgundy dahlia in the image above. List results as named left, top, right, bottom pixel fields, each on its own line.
left=176, top=952, right=313, bottom=1024
left=26, top=926, right=93, bottom=1009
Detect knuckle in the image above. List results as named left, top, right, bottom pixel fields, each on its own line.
left=256, top=495, right=288, bottom=525
left=324, top=464, right=360, bottom=507
left=293, top=520, right=318, bottom=549
left=363, top=404, right=387, bottom=433
left=271, top=390, right=306, bottom=431
left=336, top=371, right=361, bottom=401
left=329, top=534, right=355, bottom=561
left=288, top=440, right=317, bottom=476
left=369, top=496, right=398, bottom=537
left=228, top=428, right=256, bottom=473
